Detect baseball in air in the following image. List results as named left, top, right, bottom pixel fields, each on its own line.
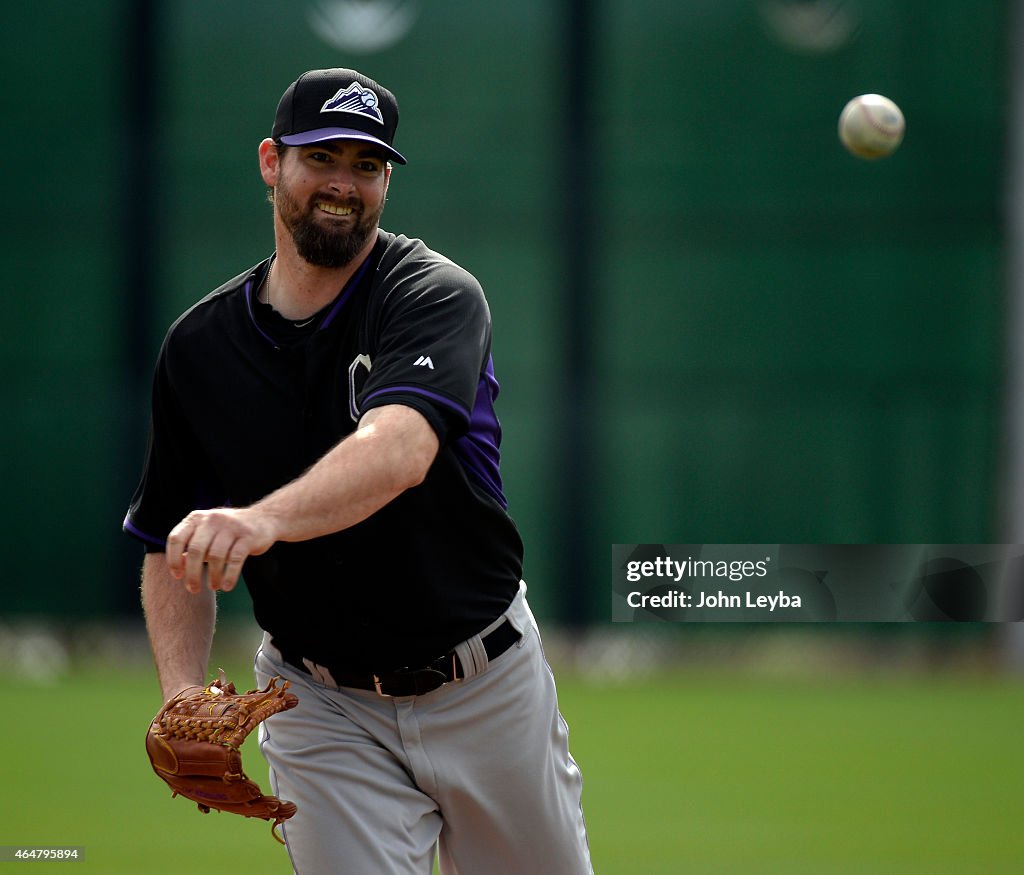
left=838, top=94, right=905, bottom=159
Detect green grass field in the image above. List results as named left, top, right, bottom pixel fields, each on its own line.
left=2, top=665, right=1021, bottom=873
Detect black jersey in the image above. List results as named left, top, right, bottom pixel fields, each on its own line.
left=124, top=230, right=524, bottom=671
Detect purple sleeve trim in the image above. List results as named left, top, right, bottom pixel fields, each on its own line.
left=123, top=516, right=167, bottom=549
left=361, top=386, right=470, bottom=423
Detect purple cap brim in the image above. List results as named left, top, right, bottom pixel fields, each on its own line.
left=278, top=127, right=407, bottom=164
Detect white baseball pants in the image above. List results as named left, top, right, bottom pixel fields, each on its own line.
left=254, top=583, right=593, bottom=874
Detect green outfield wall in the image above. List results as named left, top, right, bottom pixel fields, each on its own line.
left=1, top=1, right=1008, bottom=621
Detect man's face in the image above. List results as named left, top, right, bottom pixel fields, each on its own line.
left=272, top=140, right=391, bottom=268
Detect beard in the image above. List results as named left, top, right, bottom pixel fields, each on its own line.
left=274, top=177, right=384, bottom=268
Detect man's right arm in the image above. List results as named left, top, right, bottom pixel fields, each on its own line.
left=140, top=552, right=216, bottom=702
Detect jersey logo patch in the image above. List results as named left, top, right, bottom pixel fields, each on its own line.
left=348, top=353, right=372, bottom=422
left=413, top=355, right=434, bottom=370
left=320, top=82, right=385, bottom=125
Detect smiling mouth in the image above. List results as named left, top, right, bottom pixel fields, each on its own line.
left=317, top=201, right=354, bottom=216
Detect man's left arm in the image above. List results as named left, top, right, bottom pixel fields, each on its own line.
left=165, top=404, right=439, bottom=593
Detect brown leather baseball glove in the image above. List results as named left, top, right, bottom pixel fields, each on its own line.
left=145, top=672, right=299, bottom=842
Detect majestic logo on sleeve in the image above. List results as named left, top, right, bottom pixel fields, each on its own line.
left=320, top=82, right=385, bottom=125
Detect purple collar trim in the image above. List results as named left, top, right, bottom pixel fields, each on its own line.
left=246, top=254, right=374, bottom=344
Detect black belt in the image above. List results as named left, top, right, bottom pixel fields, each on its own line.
left=275, top=619, right=521, bottom=697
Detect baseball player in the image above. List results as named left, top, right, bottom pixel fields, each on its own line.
left=124, top=67, right=593, bottom=873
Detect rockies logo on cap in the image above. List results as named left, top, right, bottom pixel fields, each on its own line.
left=320, top=82, right=385, bottom=125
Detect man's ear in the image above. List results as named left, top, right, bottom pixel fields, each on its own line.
left=258, top=138, right=280, bottom=187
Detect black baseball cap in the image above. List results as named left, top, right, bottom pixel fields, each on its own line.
left=271, top=68, right=407, bottom=165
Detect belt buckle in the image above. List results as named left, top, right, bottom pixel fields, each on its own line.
left=373, top=656, right=457, bottom=698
